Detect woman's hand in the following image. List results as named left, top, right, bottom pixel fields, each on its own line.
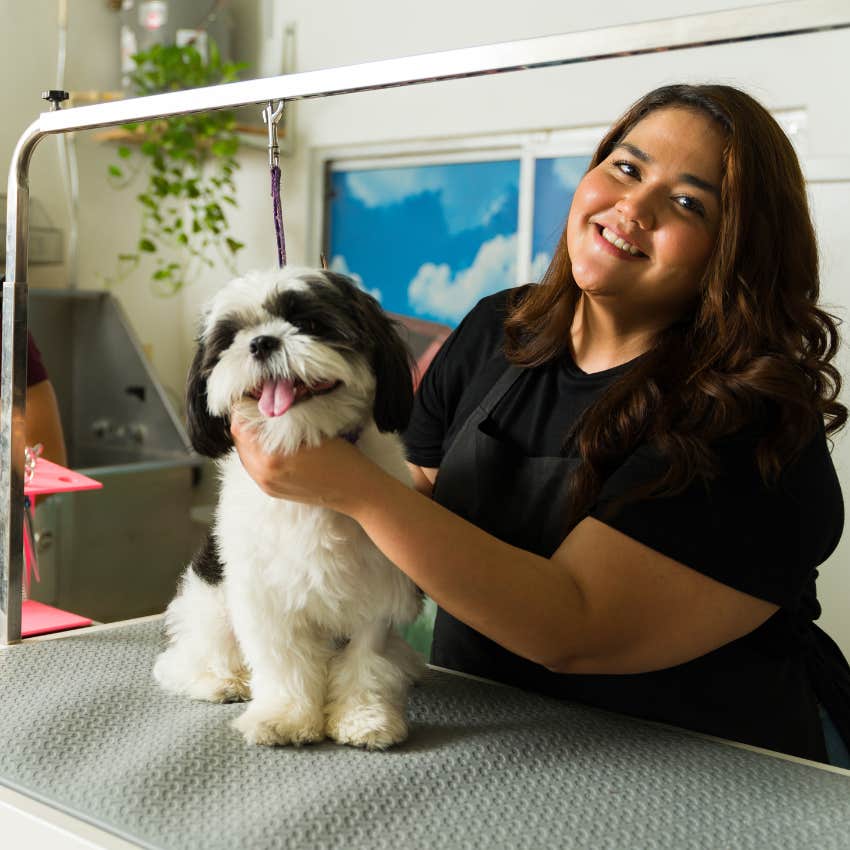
left=229, top=415, right=376, bottom=514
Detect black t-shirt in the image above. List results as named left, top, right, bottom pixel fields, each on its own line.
left=404, top=286, right=850, bottom=762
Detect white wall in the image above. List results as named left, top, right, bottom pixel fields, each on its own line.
left=2, top=0, right=849, bottom=652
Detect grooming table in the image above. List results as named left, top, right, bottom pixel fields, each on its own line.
left=0, top=619, right=848, bottom=850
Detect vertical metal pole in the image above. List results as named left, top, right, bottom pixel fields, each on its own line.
left=2, top=122, right=44, bottom=645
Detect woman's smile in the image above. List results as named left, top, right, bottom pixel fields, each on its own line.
left=592, top=224, right=649, bottom=261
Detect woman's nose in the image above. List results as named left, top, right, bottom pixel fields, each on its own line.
left=615, top=187, right=657, bottom=230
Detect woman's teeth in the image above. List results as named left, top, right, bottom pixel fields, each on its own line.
left=601, top=226, right=644, bottom=256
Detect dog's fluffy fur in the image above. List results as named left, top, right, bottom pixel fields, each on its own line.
left=153, top=267, right=424, bottom=749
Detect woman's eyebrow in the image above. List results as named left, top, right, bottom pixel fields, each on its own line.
left=613, top=141, right=720, bottom=200
left=615, top=141, right=652, bottom=164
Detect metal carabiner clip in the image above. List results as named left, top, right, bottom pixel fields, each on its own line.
left=262, top=100, right=285, bottom=170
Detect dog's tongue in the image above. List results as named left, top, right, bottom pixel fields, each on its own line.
left=258, top=378, right=295, bottom=417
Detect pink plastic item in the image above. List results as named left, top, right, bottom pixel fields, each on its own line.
left=24, top=458, right=102, bottom=498
left=21, top=458, right=101, bottom=637
left=21, top=600, right=92, bottom=638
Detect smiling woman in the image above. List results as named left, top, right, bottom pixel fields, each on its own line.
left=564, top=107, right=725, bottom=369
left=231, top=84, right=850, bottom=768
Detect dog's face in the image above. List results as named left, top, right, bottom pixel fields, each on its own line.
left=186, top=267, right=414, bottom=458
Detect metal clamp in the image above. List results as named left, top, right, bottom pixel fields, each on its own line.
left=41, top=90, right=69, bottom=110
left=261, top=100, right=285, bottom=169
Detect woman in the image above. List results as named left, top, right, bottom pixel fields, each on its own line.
left=232, top=85, right=850, bottom=766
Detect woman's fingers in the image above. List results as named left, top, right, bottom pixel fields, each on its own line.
left=229, top=415, right=367, bottom=510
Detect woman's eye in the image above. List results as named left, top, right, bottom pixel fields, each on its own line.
left=613, top=159, right=639, bottom=178
left=675, top=195, right=706, bottom=217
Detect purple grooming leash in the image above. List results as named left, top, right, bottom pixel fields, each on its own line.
left=262, top=101, right=356, bottom=444
left=263, top=101, right=287, bottom=268
left=271, top=164, right=286, bottom=267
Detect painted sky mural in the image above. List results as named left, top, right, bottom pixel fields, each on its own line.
left=531, top=155, right=591, bottom=283
left=327, top=154, right=591, bottom=327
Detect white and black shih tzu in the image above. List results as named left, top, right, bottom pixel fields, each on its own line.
left=153, top=267, right=424, bottom=749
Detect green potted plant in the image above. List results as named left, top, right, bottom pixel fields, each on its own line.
left=107, top=40, right=246, bottom=295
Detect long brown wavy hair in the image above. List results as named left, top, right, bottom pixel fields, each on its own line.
left=504, top=84, right=846, bottom=528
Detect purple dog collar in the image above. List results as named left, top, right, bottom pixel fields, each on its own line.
left=341, top=428, right=362, bottom=445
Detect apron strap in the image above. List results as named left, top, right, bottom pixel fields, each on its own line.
left=476, top=363, right=526, bottom=417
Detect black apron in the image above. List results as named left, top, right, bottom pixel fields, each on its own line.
left=428, top=363, right=846, bottom=762
left=431, top=364, right=580, bottom=690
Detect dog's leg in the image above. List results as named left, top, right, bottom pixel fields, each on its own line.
left=230, top=614, right=331, bottom=747
left=153, top=569, right=249, bottom=703
left=325, top=621, right=424, bottom=750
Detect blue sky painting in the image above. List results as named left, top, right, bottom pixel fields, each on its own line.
left=326, top=153, right=591, bottom=327
left=530, top=155, right=591, bottom=283
left=327, top=159, right=520, bottom=326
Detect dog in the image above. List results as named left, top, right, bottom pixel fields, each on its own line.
left=153, top=267, right=424, bottom=749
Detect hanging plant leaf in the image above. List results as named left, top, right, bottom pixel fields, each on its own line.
left=106, top=40, right=247, bottom=294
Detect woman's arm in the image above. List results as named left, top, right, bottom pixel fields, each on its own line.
left=25, top=380, right=67, bottom=466
left=232, top=421, right=777, bottom=675
left=406, top=462, right=437, bottom=497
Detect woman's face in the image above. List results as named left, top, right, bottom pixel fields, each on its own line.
left=566, top=107, right=725, bottom=323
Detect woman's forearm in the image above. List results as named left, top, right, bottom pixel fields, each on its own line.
left=345, top=463, right=589, bottom=670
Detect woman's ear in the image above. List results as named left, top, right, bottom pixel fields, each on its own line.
left=186, top=341, right=233, bottom=458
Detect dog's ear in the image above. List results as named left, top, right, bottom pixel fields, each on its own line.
left=321, top=270, right=415, bottom=433
left=186, top=340, right=233, bottom=458
left=362, top=304, right=415, bottom=434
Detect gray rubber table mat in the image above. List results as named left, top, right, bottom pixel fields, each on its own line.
left=1, top=621, right=848, bottom=850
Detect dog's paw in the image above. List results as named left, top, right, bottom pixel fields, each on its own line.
left=325, top=700, right=409, bottom=750
left=186, top=672, right=251, bottom=704
left=233, top=703, right=325, bottom=747
left=153, top=650, right=250, bottom=703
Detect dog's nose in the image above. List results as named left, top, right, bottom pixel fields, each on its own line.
left=249, top=335, right=281, bottom=360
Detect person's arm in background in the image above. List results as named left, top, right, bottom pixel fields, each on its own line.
left=26, top=379, right=67, bottom=466
left=2, top=284, right=69, bottom=466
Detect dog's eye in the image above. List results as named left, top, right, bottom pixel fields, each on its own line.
left=299, top=318, right=320, bottom=336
